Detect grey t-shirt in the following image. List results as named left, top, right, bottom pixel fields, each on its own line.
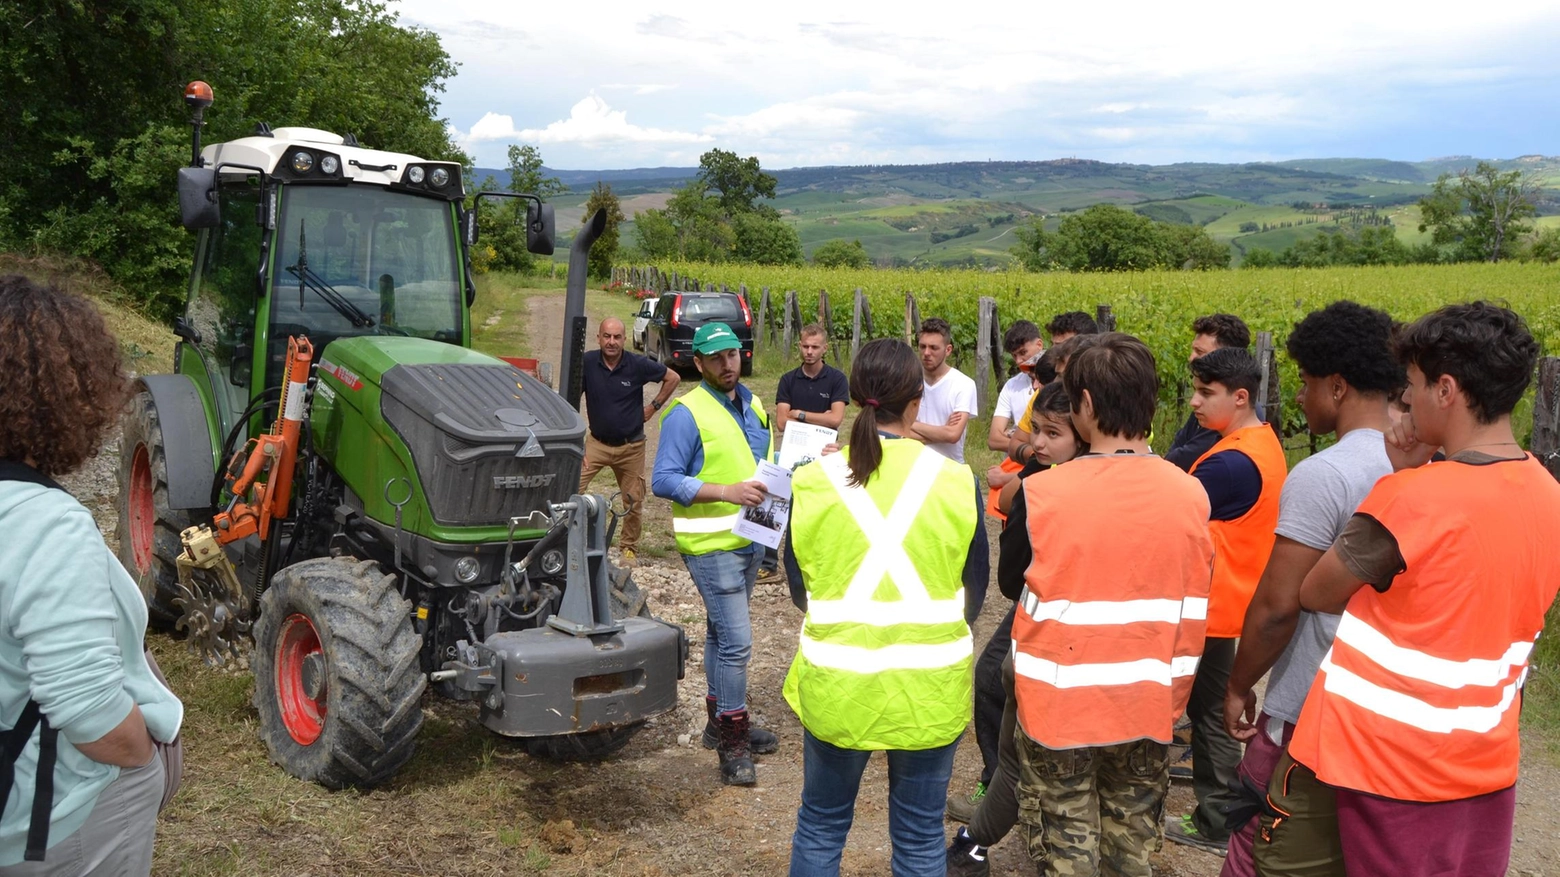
left=1261, top=428, right=1393, bottom=723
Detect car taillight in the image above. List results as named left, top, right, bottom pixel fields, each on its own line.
left=738, top=295, right=753, bottom=327
left=670, top=294, right=682, bottom=328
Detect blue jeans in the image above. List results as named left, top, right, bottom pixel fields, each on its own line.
left=789, top=730, right=958, bottom=877
left=682, top=545, right=763, bottom=714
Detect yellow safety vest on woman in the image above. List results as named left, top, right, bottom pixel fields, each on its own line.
left=783, top=440, right=978, bottom=751
left=659, top=386, right=773, bottom=556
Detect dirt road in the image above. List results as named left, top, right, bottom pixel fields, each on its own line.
left=55, top=285, right=1560, bottom=875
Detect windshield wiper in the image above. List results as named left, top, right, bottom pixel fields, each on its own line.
left=286, top=222, right=375, bottom=328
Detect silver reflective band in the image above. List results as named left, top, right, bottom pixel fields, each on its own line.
left=1012, top=650, right=1200, bottom=689
left=672, top=513, right=742, bottom=534
left=799, top=633, right=974, bottom=673
left=1019, top=591, right=1208, bottom=625
left=1332, top=612, right=1534, bottom=690
left=1317, top=655, right=1519, bottom=734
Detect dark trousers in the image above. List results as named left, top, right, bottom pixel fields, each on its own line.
left=1188, top=636, right=1243, bottom=840
left=968, top=650, right=1021, bottom=847
left=964, top=479, right=990, bottom=625
left=973, top=605, right=1015, bottom=785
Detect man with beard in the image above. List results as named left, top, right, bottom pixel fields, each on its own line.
left=651, top=323, right=781, bottom=786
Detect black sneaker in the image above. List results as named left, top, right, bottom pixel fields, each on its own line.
left=1165, top=814, right=1228, bottom=856
left=946, top=830, right=990, bottom=877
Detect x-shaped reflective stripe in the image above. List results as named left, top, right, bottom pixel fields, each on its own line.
left=818, top=448, right=946, bottom=606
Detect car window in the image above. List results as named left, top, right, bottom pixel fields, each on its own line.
left=681, top=295, right=742, bottom=323
left=638, top=299, right=655, bottom=316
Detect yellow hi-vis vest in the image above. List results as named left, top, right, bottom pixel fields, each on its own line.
left=783, top=440, right=977, bottom=750
left=659, top=384, right=773, bottom=555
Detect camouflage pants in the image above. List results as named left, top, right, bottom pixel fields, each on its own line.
left=1014, top=733, right=1170, bottom=877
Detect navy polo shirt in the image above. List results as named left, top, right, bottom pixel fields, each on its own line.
left=582, top=349, right=668, bottom=443
left=775, top=363, right=849, bottom=415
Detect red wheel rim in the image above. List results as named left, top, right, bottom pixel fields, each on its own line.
left=276, top=614, right=327, bottom=745
left=128, top=445, right=156, bottom=573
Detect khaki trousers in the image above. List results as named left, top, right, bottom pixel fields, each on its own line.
left=579, top=436, right=646, bottom=552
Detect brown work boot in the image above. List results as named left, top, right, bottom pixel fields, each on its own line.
left=701, top=695, right=778, bottom=754
left=716, top=710, right=757, bottom=786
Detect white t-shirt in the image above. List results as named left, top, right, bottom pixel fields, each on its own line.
left=920, top=367, right=979, bottom=463
left=994, top=372, right=1037, bottom=425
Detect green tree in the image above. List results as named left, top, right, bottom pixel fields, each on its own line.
left=582, top=181, right=626, bottom=280
left=1240, top=248, right=1281, bottom=268
left=1159, top=224, right=1231, bottom=270
left=812, top=239, right=871, bottom=269
left=506, top=144, right=567, bottom=198
left=732, top=212, right=802, bottom=265
left=697, top=148, right=778, bottom=216
left=1417, top=162, right=1538, bottom=262
left=1524, top=227, right=1560, bottom=263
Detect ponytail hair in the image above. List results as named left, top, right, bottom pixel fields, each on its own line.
left=846, top=339, right=924, bottom=488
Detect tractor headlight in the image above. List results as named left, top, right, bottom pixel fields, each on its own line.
left=319, top=155, right=340, bottom=175
left=430, top=167, right=450, bottom=188
left=408, top=165, right=425, bottom=184
left=454, top=556, right=481, bottom=584
left=290, top=151, right=314, bottom=174
left=540, top=549, right=565, bottom=576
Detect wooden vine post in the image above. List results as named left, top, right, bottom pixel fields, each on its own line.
left=1256, top=331, right=1283, bottom=442
left=1534, top=357, right=1560, bottom=482
left=904, top=291, right=922, bottom=345
left=975, top=297, right=998, bottom=414
left=1096, top=304, right=1116, bottom=333
left=851, top=287, right=873, bottom=359
left=756, top=287, right=772, bottom=350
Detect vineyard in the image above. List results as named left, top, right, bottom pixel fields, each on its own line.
left=624, top=261, right=1560, bottom=444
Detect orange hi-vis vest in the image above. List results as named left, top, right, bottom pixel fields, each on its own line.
left=986, top=458, right=1024, bottom=521
left=1011, top=454, right=1215, bottom=750
left=1190, top=424, right=1287, bottom=638
left=1288, top=455, right=1560, bottom=802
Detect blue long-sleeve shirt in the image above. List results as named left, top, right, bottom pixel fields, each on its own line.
left=651, top=381, right=772, bottom=508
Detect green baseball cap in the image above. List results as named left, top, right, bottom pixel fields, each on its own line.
left=692, top=322, right=742, bottom=355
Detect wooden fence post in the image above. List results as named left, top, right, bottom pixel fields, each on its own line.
left=782, top=290, right=798, bottom=357
left=1096, top=303, right=1116, bottom=333
left=851, top=288, right=866, bottom=359
left=1256, top=331, right=1283, bottom=441
left=757, top=287, right=772, bottom=351
left=1534, top=357, right=1560, bottom=482
left=905, top=291, right=921, bottom=345
left=975, top=297, right=998, bottom=414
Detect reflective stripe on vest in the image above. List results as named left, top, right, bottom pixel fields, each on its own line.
left=783, top=441, right=977, bottom=751
left=1287, top=456, right=1560, bottom=802
left=660, top=385, right=772, bottom=555
left=1189, top=424, right=1287, bottom=638
left=1010, top=454, right=1214, bottom=750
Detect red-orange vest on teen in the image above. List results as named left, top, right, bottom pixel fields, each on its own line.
left=1189, top=425, right=1287, bottom=638
left=986, top=458, right=1024, bottom=521
left=1288, top=456, right=1560, bottom=802
left=1011, top=454, right=1215, bottom=750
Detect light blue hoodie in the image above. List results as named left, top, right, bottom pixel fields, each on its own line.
left=0, top=479, right=183, bottom=865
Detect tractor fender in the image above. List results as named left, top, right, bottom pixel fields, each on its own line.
left=136, top=374, right=217, bottom=510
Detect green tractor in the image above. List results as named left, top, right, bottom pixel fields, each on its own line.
left=115, top=82, right=686, bottom=788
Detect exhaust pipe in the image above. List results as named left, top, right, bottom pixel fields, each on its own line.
left=559, top=209, right=607, bottom=410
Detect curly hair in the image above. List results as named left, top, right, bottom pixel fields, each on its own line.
left=1393, top=301, right=1537, bottom=423
left=1191, top=313, right=1251, bottom=350
left=1046, top=311, right=1099, bottom=338
left=1284, top=300, right=1404, bottom=395
left=0, top=275, right=129, bottom=477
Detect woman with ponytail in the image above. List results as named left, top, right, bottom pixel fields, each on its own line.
left=782, top=338, right=983, bottom=877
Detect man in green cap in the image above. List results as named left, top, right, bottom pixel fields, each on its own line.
left=652, top=322, right=780, bottom=786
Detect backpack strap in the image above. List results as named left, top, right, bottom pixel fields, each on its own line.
left=0, top=460, right=64, bottom=493
left=0, top=464, right=64, bottom=859
left=2, top=700, right=55, bottom=860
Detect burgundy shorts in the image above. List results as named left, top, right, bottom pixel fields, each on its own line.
left=1335, top=784, right=1516, bottom=877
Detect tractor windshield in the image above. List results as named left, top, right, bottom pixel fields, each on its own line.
left=271, top=185, right=462, bottom=346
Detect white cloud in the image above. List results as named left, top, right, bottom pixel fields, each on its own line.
left=459, top=96, right=712, bottom=147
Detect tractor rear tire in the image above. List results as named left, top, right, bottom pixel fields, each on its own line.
left=116, top=390, right=204, bottom=629
left=253, top=557, right=425, bottom=789
left=523, top=564, right=654, bottom=761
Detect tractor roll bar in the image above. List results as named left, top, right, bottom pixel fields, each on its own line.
left=559, top=208, right=607, bottom=411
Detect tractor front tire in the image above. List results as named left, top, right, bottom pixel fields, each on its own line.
left=523, top=565, right=654, bottom=761
left=253, top=557, right=425, bottom=789
left=115, top=390, right=203, bottom=629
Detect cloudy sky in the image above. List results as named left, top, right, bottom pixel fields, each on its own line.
left=396, top=0, right=1560, bottom=171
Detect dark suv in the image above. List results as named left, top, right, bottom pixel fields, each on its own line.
left=644, top=291, right=756, bottom=376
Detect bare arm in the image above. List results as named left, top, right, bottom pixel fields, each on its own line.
left=812, top=401, right=846, bottom=431
left=913, top=411, right=970, bottom=444
left=774, top=403, right=794, bottom=435
left=1299, top=548, right=1367, bottom=614
left=73, top=705, right=155, bottom=768
left=986, top=416, right=1012, bottom=453
left=1223, top=537, right=1325, bottom=739
left=643, top=368, right=682, bottom=422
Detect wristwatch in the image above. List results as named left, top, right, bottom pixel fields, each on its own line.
left=798, top=411, right=807, bottom=423
left=652, top=398, right=664, bottom=411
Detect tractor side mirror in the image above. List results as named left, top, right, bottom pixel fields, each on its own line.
left=525, top=201, right=555, bottom=256
left=178, top=167, right=220, bottom=229
left=462, top=208, right=479, bottom=246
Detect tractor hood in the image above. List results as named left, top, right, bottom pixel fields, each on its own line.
left=314, top=337, right=585, bottom=529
